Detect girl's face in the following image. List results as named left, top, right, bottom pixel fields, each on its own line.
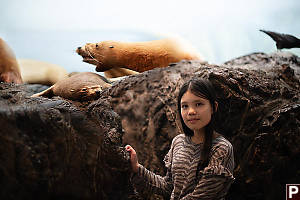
left=180, top=90, right=214, bottom=133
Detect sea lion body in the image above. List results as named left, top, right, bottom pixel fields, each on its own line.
left=18, top=59, right=68, bottom=85
left=0, top=38, right=23, bottom=83
left=31, top=72, right=111, bottom=101
left=76, top=38, right=203, bottom=76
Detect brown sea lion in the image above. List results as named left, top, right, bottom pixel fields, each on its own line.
left=76, top=38, right=204, bottom=76
left=31, top=72, right=111, bottom=101
left=0, top=38, right=23, bottom=83
left=18, top=59, right=68, bottom=86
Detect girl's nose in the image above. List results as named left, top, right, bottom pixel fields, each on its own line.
left=188, top=107, right=196, bottom=115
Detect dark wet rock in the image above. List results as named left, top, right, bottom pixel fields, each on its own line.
left=0, top=51, right=299, bottom=200
left=223, top=51, right=300, bottom=82
left=0, top=84, right=133, bottom=200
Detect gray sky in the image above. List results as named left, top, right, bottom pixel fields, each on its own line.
left=1, top=0, right=300, bottom=71
left=2, top=0, right=299, bottom=32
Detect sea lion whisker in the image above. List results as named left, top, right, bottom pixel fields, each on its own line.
left=93, top=52, right=105, bottom=58
left=86, top=48, right=102, bottom=64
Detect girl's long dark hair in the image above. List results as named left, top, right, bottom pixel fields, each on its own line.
left=177, top=77, right=217, bottom=177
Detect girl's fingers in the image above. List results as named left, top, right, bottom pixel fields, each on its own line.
left=125, top=145, right=136, bottom=155
left=125, top=145, right=132, bottom=151
left=125, top=145, right=139, bottom=173
left=125, top=145, right=137, bottom=159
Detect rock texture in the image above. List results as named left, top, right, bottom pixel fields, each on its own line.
left=0, top=51, right=299, bottom=200
left=0, top=84, right=133, bottom=200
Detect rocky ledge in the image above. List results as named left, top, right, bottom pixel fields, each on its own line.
left=0, top=51, right=299, bottom=200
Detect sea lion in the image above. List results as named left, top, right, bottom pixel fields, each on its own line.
left=31, top=72, right=111, bottom=101
left=18, top=59, right=68, bottom=86
left=0, top=38, right=23, bottom=83
left=76, top=38, right=204, bottom=76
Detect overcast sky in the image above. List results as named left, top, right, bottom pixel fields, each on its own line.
left=2, top=0, right=300, bottom=32
left=1, top=0, right=300, bottom=71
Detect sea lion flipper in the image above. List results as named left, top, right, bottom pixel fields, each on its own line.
left=104, top=68, right=138, bottom=78
left=31, top=85, right=54, bottom=98
left=260, top=30, right=282, bottom=42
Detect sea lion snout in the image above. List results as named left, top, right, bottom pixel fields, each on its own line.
left=79, top=85, right=104, bottom=100
left=76, top=46, right=84, bottom=54
left=76, top=45, right=101, bottom=66
left=95, top=90, right=101, bottom=96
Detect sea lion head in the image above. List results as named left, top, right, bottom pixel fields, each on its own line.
left=76, top=41, right=121, bottom=72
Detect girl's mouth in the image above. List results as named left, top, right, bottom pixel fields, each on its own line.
left=188, top=118, right=200, bottom=124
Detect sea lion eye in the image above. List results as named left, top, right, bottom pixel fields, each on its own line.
left=96, top=43, right=99, bottom=48
left=109, top=46, right=114, bottom=48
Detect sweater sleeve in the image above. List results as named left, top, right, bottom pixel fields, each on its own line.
left=180, top=141, right=235, bottom=200
left=131, top=144, right=174, bottom=197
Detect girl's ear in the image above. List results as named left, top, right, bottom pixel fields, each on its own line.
left=214, top=101, right=218, bottom=112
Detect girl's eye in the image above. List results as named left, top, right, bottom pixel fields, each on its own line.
left=181, top=105, right=188, bottom=109
left=196, top=103, right=202, bottom=107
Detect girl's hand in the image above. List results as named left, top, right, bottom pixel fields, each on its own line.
left=125, top=145, right=139, bottom=173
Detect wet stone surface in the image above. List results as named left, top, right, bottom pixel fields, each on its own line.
left=0, top=51, right=299, bottom=200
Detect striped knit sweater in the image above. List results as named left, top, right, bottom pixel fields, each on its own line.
left=132, top=134, right=235, bottom=200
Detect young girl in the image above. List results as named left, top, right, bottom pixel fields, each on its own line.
left=126, top=77, right=235, bottom=200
